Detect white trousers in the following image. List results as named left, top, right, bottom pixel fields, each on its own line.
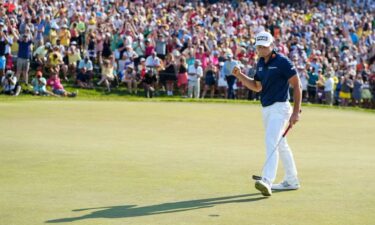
left=188, top=79, right=200, bottom=98
left=261, top=102, right=298, bottom=184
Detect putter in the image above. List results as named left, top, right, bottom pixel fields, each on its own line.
left=252, top=124, right=292, bottom=181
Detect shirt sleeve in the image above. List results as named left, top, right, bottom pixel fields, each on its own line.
left=282, top=57, right=297, bottom=79
left=254, top=62, right=260, bottom=81
left=197, top=67, right=203, bottom=77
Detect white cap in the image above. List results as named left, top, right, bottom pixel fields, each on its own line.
left=255, top=31, right=274, bottom=47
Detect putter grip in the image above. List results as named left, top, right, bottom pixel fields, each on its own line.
left=282, top=109, right=301, bottom=137
left=282, top=124, right=292, bottom=137
left=252, top=175, right=262, bottom=180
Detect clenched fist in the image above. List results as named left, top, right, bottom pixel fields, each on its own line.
left=232, top=66, right=241, bottom=76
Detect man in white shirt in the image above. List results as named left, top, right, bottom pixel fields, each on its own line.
left=145, top=51, right=161, bottom=70
left=187, top=60, right=203, bottom=98
left=33, top=42, right=51, bottom=66
left=324, top=69, right=335, bottom=105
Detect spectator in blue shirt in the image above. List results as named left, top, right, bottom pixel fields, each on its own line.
left=15, top=34, right=32, bottom=84
left=222, top=53, right=238, bottom=99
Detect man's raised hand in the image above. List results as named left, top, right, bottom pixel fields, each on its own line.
left=232, top=66, right=241, bottom=77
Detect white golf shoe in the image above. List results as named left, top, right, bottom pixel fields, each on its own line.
left=255, top=179, right=272, bottom=196
left=271, top=180, right=300, bottom=190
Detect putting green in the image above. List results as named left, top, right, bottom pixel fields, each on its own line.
left=0, top=101, right=374, bottom=225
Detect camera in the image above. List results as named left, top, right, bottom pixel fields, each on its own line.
left=6, top=71, right=13, bottom=78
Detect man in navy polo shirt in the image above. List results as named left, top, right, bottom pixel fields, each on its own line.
left=232, top=31, right=302, bottom=197
left=15, top=34, right=33, bottom=84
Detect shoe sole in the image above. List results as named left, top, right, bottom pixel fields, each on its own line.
left=255, top=181, right=272, bottom=196
left=271, top=186, right=300, bottom=191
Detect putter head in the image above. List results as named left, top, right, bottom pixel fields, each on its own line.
left=252, top=175, right=262, bottom=181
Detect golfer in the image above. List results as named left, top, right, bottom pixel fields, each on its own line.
left=232, top=31, right=302, bottom=196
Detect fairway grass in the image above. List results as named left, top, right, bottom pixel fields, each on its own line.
left=0, top=101, right=374, bottom=225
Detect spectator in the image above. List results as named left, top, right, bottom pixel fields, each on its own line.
left=31, top=71, right=57, bottom=96
left=316, top=69, right=326, bottom=104
left=324, top=69, right=335, bottom=106
left=155, top=34, right=167, bottom=60
left=137, top=58, right=147, bottom=80
left=298, top=65, right=309, bottom=102
left=159, top=54, right=177, bottom=96
left=340, top=75, right=354, bottom=107
left=49, top=26, right=58, bottom=46
left=15, top=34, right=32, bottom=84
left=201, top=63, right=217, bottom=99
left=1, top=70, right=21, bottom=96
left=67, top=42, right=81, bottom=79
left=98, top=58, right=115, bottom=92
left=177, top=56, right=188, bottom=97
left=217, top=62, right=228, bottom=98
left=145, top=51, right=162, bottom=92
left=77, top=57, right=94, bottom=89
left=222, top=53, right=238, bottom=99
left=47, top=72, right=77, bottom=97
left=59, top=25, right=71, bottom=48
left=121, top=64, right=138, bottom=94
left=33, top=42, right=51, bottom=68
left=142, top=69, right=157, bottom=98
left=0, top=24, right=10, bottom=77
left=307, top=67, right=319, bottom=103
left=101, top=33, right=113, bottom=60
left=352, top=74, right=364, bottom=107
left=133, top=36, right=146, bottom=66
left=361, top=78, right=372, bottom=108
left=187, top=59, right=203, bottom=99
left=47, top=45, right=68, bottom=81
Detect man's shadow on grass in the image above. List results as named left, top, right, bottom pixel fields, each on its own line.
left=46, top=193, right=266, bottom=223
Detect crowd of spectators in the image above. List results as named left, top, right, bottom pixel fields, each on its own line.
left=0, top=0, right=374, bottom=108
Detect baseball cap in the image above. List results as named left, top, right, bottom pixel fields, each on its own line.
left=255, top=31, right=274, bottom=47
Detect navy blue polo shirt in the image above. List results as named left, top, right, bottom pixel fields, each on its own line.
left=17, top=40, right=33, bottom=59
left=0, top=40, right=6, bottom=56
left=254, top=53, right=297, bottom=107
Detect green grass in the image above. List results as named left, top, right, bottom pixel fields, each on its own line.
left=0, top=101, right=374, bottom=225
left=0, top=83, right=374, bottom=114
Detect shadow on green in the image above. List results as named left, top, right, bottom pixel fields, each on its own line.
left=46, top=193, right=266, bottom=223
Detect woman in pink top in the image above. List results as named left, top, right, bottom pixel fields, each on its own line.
left=195, top=46, right=208, bottom=70
left=209, top=52, right=219, bottom=66
left=47, top=73, right=77, bottom=97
